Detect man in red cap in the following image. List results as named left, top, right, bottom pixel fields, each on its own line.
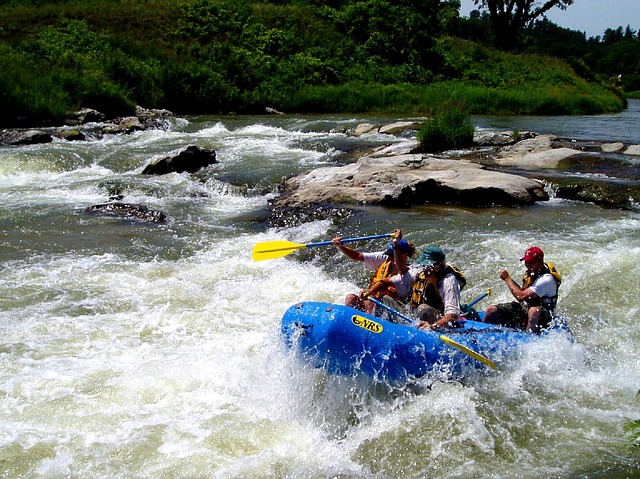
left=483, top=246, right=561, bottom=333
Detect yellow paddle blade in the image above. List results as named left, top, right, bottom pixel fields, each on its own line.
left=251, top=239, right=305, bottom=261
left=440, top=335, right=498, bottom=370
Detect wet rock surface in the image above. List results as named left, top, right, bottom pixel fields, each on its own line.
left=3, top=115, right=639, bottom=226
left=141, top=145, right=218, bottom=175
left=0, top=106, right=174, bottom=145
left=83, top=201, right=167, bottom=224
left=274, top=153, right=549, bottom=209
left=273, top=127, right=640, bottom=214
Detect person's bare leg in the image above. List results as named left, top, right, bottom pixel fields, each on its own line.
left=527, top=307, right=541, bottom=334
left=363, top=299, right=375, bottom=314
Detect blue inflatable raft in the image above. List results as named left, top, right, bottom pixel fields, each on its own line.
left=281, top=301, right=571, bottom=382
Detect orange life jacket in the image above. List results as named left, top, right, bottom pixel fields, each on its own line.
left=368, top=259, right=398, bottom=299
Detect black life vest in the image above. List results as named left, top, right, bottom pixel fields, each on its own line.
left=522, top=262, right=561, bottom=310
left=409, top=265, right=466, bottom=312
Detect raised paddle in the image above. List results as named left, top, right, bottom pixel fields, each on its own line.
left=252, top=233, right=392, bottom=261
left=368, top=297, right=498, bottom=371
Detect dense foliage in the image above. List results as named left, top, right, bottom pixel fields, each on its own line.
left=0, top=0, right=633, bottom=126
left=456, top=13, right=640, bottom=94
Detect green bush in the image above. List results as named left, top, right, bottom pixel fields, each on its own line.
left=416, top=105, right=475, bottom=152
left=625, top=419, right=640, bottom=449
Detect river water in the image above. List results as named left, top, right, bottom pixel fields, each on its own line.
left=1, top=101, right=639, bottom=478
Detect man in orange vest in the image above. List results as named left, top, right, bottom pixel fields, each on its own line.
left=333, top=228, right=416, bottom=315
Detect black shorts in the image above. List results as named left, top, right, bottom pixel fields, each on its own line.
left=485, top=301, right=552, bottom=330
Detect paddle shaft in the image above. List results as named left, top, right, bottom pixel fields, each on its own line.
left=466, top=289, right=491, bottom=308
left=310, top=233, right=392, bottom=248
left=368, top=297, right=416, bottom=325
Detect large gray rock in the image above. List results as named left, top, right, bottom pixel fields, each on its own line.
left=474, top=130, right=521, bottom=146
left=275, top=153, right=548, bottom=208
left=498, top=134, right=555, bottom=155
left=379, top=121, right=423, bottom=135
left=496, top=147, right=581, bottom=168
left=369, top=140, right=419, bottom=157
left=66, top=108, right=106, bottom=125
left=601, top=142, right=624, bottom=153
left=350, top=123, right=381, bottom=136
left=494, top=134, right=581, bottom=168
left=102, top=116, right=144, bottom=134
left=0, top=129, right=53, bottom=145
left=141, top=145, right=217, bottom=175
left=349, top=120, right=423, bottom=137
left=625, top=145, right=640, bottom=156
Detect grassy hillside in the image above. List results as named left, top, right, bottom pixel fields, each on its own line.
left=0, top=0, right=626, bottom=127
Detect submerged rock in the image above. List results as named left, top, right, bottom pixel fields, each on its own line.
left=83, top=202, right=167, bottom=224
left=553, top=179, right=640, bottom=211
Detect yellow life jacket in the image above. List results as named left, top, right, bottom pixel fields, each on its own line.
left=368, top=259, right=398, bottom=299
left=522, top=261, right=561, bottom=310
left=409, top=265, right=466, bottom=312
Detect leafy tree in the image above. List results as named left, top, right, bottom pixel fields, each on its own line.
left=583, top=38, right=640, bottom=92
left=453, top=8, right=491, bottom=44
left=602, top=27, right=625, bottom=46
left=624, top=26, right=637, bottom=41
left=332, top=0, right=453, bottom=71
left=525, top=18, right=588, bottom=58
left=470, top=0, right=573, bottom=50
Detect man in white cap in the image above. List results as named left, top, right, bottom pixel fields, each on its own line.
left=484, top=246, right=561, bottom=333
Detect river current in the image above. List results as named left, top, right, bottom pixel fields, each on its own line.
left=1, top=102, right=639, bottom=478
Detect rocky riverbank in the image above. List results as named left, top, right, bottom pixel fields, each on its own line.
left=0, top=106, right=173, bottom=145
left=270, top=122, right=640, bottom=223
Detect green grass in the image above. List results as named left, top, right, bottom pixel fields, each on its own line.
left=282, top=80, right=623, bottom=116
